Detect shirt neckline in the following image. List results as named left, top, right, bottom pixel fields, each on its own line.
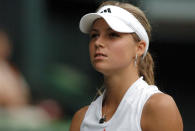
left=97, top=77, right=143, bottom=127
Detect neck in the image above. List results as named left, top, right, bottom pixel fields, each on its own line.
left=100, top=65, right=139, bottom=122
left=103, top=65, right=139, bottom=107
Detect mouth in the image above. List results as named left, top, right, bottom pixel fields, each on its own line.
left=94, top=52, right=107, bottom=57
left=94, top=52, right=107, bottom=60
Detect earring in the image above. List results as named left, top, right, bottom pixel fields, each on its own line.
left=134, top=54, right=138, bottom=67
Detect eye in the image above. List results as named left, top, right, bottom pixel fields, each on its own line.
left=90, top=33, right=99, bottom=39
left=109, top=32, right=120, bottom=38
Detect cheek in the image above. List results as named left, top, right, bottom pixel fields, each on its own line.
left=89, top=43, right=94, bottom=61
left=110, top=44, right=134, bottom=63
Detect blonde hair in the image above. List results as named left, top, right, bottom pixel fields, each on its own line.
left=98, top=1, right=155, bottom=85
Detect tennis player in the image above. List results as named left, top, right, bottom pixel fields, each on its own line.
left=70, top=1, right=183, bottom=131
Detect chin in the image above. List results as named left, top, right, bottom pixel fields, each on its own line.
left=93, top=65, right=115, bottom=76
left=93, top=64, right=108, bottom=74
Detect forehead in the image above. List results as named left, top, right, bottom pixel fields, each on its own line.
left=91, top=18, right=110, bottom=31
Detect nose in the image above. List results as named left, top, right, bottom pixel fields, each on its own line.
left=94, top=36, right=105, bottom=49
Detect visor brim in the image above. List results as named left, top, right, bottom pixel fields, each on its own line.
left=79, top=13, right=135, bottom=34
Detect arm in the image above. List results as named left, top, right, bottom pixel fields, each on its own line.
left=141, top=93, right=183, bottom=131
left=70, top=106, right=89, bottom=131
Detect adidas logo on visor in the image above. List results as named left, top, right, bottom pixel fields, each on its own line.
left=100, top=8, right=111, bottom=13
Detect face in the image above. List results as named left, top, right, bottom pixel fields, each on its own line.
left=89, top=19, right=138, bottom=75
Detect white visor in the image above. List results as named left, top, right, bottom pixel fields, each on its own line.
left=79, top=5, right=149, bottom=57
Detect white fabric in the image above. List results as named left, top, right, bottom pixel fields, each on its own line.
left=79, top=5, right=149, bottom=57
left=80, top=77, right=161, bottom=131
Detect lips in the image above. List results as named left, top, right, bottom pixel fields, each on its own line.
left=94, top=52, right=107, bottom=57
left=94, top=52, right=107, bottom=59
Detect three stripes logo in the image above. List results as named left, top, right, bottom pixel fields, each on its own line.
left=100, top=8, right=111, bottom=13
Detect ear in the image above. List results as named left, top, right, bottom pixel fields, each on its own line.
left=136, top=40, right=146, bottom=57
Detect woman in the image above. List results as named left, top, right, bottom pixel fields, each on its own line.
left=70, top=1, right=183, bottom=131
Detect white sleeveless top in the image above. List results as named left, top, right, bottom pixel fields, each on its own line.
left=80, top=77, right=161, bottom=131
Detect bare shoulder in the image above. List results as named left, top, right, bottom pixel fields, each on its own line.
left=69, top=105, right=89, bottom=131
left=141, top=93, right=183, bottom=131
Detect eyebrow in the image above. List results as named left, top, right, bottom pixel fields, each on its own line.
left=90, top=28, right=98, bottom=33
left=107, top=28, right=113, bottom=31
left=90, top=27, right=113, bottom=33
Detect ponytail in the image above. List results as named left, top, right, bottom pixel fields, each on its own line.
left=138, top=52, right=155, bottom=85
